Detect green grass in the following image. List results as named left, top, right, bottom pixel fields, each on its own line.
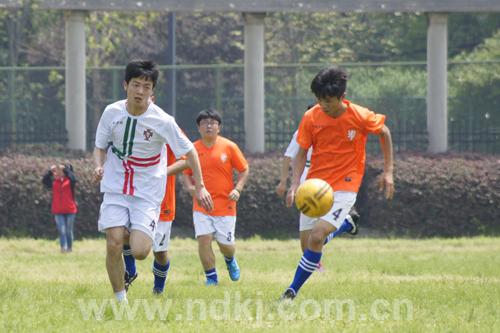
left=1, top=237, right=499, bottom=332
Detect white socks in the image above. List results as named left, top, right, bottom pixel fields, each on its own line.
left=114, top=290, right=127, bottom=303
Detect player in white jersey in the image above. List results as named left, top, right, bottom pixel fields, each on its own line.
left=93, top=60, right=213, bottom=303
left=277, top=130, right=319, bottom=252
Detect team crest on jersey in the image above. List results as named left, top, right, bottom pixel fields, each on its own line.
left=347, top=129, right=357, bottom=141
left=220, top=153, right=228, bottom=163
left=143, top=128, right=154, bottom=141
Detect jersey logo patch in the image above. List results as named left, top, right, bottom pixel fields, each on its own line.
left=143, top=128, right=154, bottom=141
left=347, top=129, right=357, bottom=141
left=220, top=153, right=228, bottom=163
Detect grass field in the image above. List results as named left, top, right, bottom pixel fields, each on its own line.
left=0, top=237, right=499, bottom=332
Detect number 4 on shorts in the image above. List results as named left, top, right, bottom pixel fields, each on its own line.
left=332, top=208, right=343, bottom=220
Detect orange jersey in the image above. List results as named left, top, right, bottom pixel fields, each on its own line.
left=159, top=145, right=177, bottom=222
left=297, top=100, right=385, bottom=192
left=184, top=136, right=248, bottom=216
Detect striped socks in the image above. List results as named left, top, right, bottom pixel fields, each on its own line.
left=289, top=249, right=322, bottom=294
left=122, top=245, right=136, bottom=276
left=152, top=260, right=170, bottom=292
left=324, top=218, right=354, bottom=245
left=205, top=268, right=218, bottom=285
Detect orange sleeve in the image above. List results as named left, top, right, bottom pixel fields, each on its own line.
left=296, top=112, right=313, bottom=151
left=362, top=108, right=386, bottom=134
left=230, top=142, right=248, bottom=172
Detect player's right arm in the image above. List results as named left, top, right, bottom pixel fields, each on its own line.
left=93, top=106, right=113, bottom=183
left=93, top=147, right=106, bottom=183
left=277, top=131, right=300, bottom=197
left=181, top=172, right=196, bottom=196
left=185, top=149, right=214, bottom=211
left=276, top=156, right=292, bottom=197
left=167, top=159, right=188, bottom=176
left=286, top=147, right=307, bottom=208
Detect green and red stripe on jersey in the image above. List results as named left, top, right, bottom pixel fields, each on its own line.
left=122, top=153, right=161, bottom=195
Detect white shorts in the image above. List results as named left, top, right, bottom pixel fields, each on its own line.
left=299, top=213, right=316, bottom=231
left=193, top=211, right=236, bottom=245
left=98, top=192, right=160, bottom=241
left=299, top=191, right=357, bottom=230
left=153, top=221, right=172, bottom=253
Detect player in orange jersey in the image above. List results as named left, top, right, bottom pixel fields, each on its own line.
left=281, top=66, right=394, bottom=300
left=183, top=109, right=249, bottom=285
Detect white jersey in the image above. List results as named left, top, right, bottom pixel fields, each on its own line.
left=284, top=130, right=312, bottom=184
left=95, top=100, right=193, bottom=205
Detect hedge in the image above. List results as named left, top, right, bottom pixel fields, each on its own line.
left=0, top=150, right=498, bottom=239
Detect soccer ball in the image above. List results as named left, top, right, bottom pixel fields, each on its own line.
left=295, top=178, right=334, bottom=218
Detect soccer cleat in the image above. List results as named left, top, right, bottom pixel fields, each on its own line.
left=124, top=271, right=138, bottom=291
left=226, top=258, right=241, bottom=281
left=152, top=287, right=164, bottom=295
left=345, top=211, right=359, bottom=235
left=279, top=288, right=296, bottom=301
left=205, top=279, right=218, bottom=286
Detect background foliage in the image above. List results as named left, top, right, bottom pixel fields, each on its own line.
left=0, top=8, right=499, bottom=152
left=0, top=150, right=498, bottom=239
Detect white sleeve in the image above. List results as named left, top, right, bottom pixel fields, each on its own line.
left=284, top=131, right=300, bottom=158
left=95, top=107, right=112, bottom=149
left=159, top=117, right=194, bottom=158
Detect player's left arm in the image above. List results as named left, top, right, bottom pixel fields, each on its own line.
left=229, top=167, right=250, bottom=202
left=378, top=124, right=395, bottom=200
left=228, top=144, right=250, bottom=202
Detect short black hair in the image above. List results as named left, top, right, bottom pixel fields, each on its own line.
left=310, top=66, right=348, bottom=99
left=125, top=60, right=159, bottom=88
left=196, top=108, right=222, bottom=125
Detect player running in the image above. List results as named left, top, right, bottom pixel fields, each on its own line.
left=182, top=109, right=249, bottom=286
left=94, top=60, right=213, bottom=303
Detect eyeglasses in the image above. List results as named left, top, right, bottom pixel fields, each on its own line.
left=199, top=119, right=219, bottom=126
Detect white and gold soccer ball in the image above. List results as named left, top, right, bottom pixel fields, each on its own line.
left=295, top=178, right=334, bottom=218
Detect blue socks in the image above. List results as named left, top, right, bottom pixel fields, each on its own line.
left=289, top=249, right=322, bottom=294
left=152, top=260, right=170, bottom=292
left=122, top=244, right=136, bottom=276
left=324, top=218, right=353, bottom=245
left=205, top=268, right=218, bottom=284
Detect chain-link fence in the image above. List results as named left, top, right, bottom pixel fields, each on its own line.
left=0, top=62, right=499, bottom=154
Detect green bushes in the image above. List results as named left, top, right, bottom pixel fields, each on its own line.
left=0, top=152, right=498, bottom=239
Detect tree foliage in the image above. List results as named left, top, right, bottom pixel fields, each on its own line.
left=0, top=8, right=499, bottom=152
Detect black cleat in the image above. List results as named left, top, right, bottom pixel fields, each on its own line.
left=345, top=215, right=359, bottom=235
left=124, top=271, right=138, bottom=291
left=279, top=288, right=296, bottom=301
left=346, top=207, right=360, bottom=235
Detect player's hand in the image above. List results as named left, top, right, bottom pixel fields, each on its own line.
left=286, top=183, right=298, bottom=208
left=378, top=171, right=394, bottom=200
left=275, top=181, right=286, bottom=198
left=94, top=167, right=104, bottom=183
left=196, top=186, right=214, bottom=211
left=228, top=189, right=241, bottom=202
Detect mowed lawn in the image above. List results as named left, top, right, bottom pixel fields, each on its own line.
left=0, top=237, right=499, bottom=333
